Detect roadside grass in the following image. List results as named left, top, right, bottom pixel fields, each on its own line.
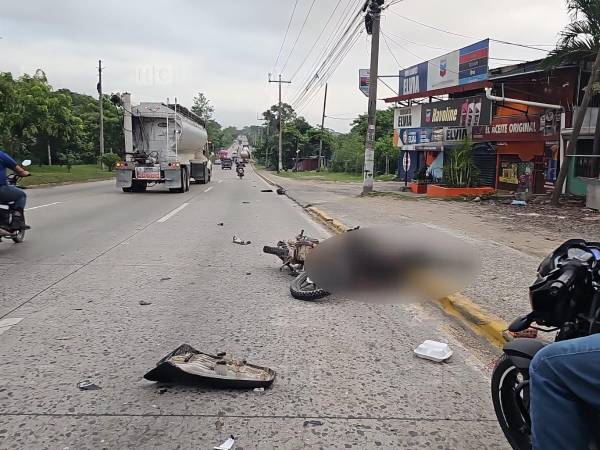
left=270, top=169, right=398, bottom=183
left=21, top=164, right=115, bottom=187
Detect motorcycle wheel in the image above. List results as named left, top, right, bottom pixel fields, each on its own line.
left=12, top=229, right=25, bottom=243
left=290, top=272, right=330, bottom=301
left=491, top=354, right=532, bottom=450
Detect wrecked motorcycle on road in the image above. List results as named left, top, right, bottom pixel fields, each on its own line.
left=263, top=227, right=359, bottom=301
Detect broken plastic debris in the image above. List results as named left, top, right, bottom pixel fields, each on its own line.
left=261, top=189, right=273, bottom=193
left=77, top=380, right=101, bottom=390
left=276, top=187, right=286, bottom=195
left=253, top=387, right=264, bottom=393
left=233, top=236, right=251, bottom=245
left=139, top=300, right=152, bottom=306
left=160, top=277, right=171, bottom=281
left=242, top=201, right=251, bottom=204
left=214, top=435, right=235, bottom=450
left=143, top=344, right=276, bottom=389
left=303, top=420, right=324, bottom=427
left=511, top=200, right=527, bottom=206
left=217, top=222, right=224, bottom=226
left=414, top=340, right=453, bottom=362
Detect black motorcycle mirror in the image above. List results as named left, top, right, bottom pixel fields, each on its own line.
left=21, top=160, right=32, bottom=167
left=508, top=313, right=534, bottom=333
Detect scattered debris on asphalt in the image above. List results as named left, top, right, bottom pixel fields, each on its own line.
left=77, top=380, right=101, bottom=391
left=246, top=272, right=252, bottom=275
left=160, top=277, right=172, bottom=281
left=261, top=189, right=273, bottom=193
left=139, top=300, right=152, bottom=306
left=511, top=200, right=527, bottom=206
left=242, top=201, right=251, bottom=204
left=233, top=236, right=251, bottom=245
left=414, top=340, right=453, bottom=363
left=157, top=387, right=169, bottom=394
left=214, top=435, right=236, bottom=450
left=253, top=387, right=264, bottom=393
left=276, top=187, right=286, bottom=195
left=143, top=344, right=276, bottom=389
left=56, top=336, right=75, bottom=341
left=303, top=420, right=324, bottom=427
left=217, top=222, right=224, bottom=226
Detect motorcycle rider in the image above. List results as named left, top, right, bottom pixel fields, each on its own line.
left=0, top=149, right=30, bottom=230
left=530, top=333, right=600, bottom=450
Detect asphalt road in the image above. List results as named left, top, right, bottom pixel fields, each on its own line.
left=0, top=166, right=506, bottom=449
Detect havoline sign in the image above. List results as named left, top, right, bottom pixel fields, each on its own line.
left=421, top=95, right=491, bottom=127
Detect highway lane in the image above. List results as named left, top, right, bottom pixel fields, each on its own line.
left=0, top=166, right=506, bottom=449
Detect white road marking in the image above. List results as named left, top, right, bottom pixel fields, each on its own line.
left=157, top=203, right=189, bottom=223
left=218, top=180, right=223, bottom=184
left=26, top=202, right=61, bottom=211
left=0, top=317, right=23, bottom=336
left=204, top=187, right=213, bottom=193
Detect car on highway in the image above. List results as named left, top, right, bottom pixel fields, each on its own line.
left=221, top=158, right=233, bottom=170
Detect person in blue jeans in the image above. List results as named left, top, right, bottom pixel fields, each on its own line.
left=0, top=150, right=30, bottom=231
left=530, top=333, right=600, bottom=450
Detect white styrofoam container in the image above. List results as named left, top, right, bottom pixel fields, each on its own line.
left=414, top=340, right=453, bottom=362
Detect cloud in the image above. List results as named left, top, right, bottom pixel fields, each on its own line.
left=0, top=0, right=569, bottom=131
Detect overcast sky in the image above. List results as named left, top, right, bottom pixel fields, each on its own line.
left=0, top=0, right=570, bottom=132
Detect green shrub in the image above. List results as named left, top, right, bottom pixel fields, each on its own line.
left=101, top=152, right=121, bottom=171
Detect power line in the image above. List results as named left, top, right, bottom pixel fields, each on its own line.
left=289, top=0, right=345, bottom=81
left=291, top=0, right=363, bottom=104
left=292, top=2, right=365, bottom=109
left=381, top=27, right=404, bottom=69
left=388, top=10, right=552, bottom=52
left=281, top=0, right=318, bottom=74
left=273, top=0, right=300, bottom=72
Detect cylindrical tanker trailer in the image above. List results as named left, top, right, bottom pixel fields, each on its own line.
left=116, top=93, right=212, bottom=193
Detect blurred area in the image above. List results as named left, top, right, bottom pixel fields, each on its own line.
left=304, top=225, right=480, bottom=303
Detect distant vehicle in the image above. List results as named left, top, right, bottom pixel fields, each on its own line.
left=213, top=159, right=221, bottom=165
left=221, top=158, right=233, bottom=170
left=218, top=149, right=229, bottom=160
left=116, top=94, right=212, bottom=193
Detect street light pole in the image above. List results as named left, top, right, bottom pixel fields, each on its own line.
left=98, top=60, right=105, bottom=168
left=269, top=74, right=291, bottom=173
left=362, top=1, right=383, bottom=194
left=318, top=83, right=328, bottom=171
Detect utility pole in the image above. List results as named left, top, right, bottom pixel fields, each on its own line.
left=97, top=60, right=105, bottom=167
left=362, top=0, right=383, bottom=194
left=269, top=74, right=291, bottom=173
left=318, top=83, right=328, bottom=171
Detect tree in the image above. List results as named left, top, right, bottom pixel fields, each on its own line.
left=546, top=0, right=600, bottom=205
left=191, top=92, right=214, bottom=122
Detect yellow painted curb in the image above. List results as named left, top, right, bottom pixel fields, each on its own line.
left=438, top=294, right=507, bottom=349
left=306, top=207, right=348, bottom=235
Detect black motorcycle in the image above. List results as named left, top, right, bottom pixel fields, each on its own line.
left=491, top=239, right=600, bottom=449
left=0, top=159, right=31, bottom=244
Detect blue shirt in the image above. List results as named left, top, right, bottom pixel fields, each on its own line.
left=0, top=151, right=17, bottom=186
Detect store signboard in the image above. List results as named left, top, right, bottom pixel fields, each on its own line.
left=473, top=113, right=560, bottom=141
left=421, top=95, right=492, bottom=127
left=359, top=69, right=370, bottom=97
left=398, top=40, right=489, bottom=96
left=398, top=127, right=471, bottom=147
left=394, top=105, right=422, bottom=129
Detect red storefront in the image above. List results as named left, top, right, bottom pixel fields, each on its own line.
left=473, top=111, right=560, bottom=194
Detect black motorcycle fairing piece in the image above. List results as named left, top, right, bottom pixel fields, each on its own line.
left=503, top=338, right=546, bottom=370
left=508, top=314, right=534, bottom=333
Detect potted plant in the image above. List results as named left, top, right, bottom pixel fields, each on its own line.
left=410, top=166, right=430, bottom=194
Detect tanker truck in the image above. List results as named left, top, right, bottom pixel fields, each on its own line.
left=116, top=93, right=212, bottom=193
